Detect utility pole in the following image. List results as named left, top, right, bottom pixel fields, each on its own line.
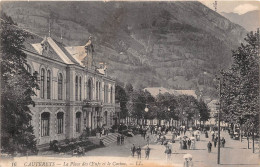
left=217, top=74, right=221, bottom=164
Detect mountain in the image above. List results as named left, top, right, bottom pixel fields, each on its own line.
left=221, top=10, right=260, bottom=32
left=1, top=1, right=248, bottom=98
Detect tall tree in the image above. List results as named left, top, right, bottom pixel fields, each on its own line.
left=198, top=100, right=210, bottom=123
left=115, top=83, right=128, bottom=119
left=221, top=30, right=259, bottom=140
left=1, top=13, right=39, bottom=155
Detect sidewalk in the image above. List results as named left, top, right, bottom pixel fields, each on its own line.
left=142, top=131, right=259, bottom=167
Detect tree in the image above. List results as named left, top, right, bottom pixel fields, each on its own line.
left=115, top=83, right=128, bottom=119
left=198, top=100, right=210, bottom=123
left=221, top=30, right=259, bottom=149
left=1, top=13, right=39, bottom=155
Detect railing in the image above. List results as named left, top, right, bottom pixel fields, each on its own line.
left=83, top=99, right=102, bottom=107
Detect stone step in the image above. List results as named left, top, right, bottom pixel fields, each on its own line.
left=102, top=133, right=120, bottom=146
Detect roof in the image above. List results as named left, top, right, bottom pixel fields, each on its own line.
left=65, top=46, right=86, bottom=66
left=24, top=34, right=76, bottom=64
left=144, top=87, right=197, bottom=99
left=24, top=35, right=111, bottom=77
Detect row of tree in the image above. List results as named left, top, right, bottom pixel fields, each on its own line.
left=115, top=83, right=210, bottom=126
left=220, top=30, right=259, bottom=151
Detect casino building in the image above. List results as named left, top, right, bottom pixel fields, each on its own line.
left=24, top=35, right=119, bottom=146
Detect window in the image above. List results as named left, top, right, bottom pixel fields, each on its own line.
left=76, top=112, right=81, bottom=132
left=58, top=73, right=63, bottom=100
left=47, top=70, right=51, bottom=99
left=104, top=85, right=108, bottom=103
left=96, top=81, right=99, bottom=100
left=79, top=77, right=82, bottom=101
left=110, top=86, right=113, bottom=103
left=40, top=69, right=45, bottom=99
left=57, top=112, right=64, bottom=134
left=103, top=85, right=106, bottom=103
left=104, top=111, right=108, bottom=125
left=41, top=112, right=50, bottom=136
left=75, top=76, right=78, bottom=101
left=87, top=79, right=92, bottom=100
left=99, top=82, right=101, bottom=101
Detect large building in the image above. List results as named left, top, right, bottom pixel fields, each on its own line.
left=23, top=35, right=119, bottom=146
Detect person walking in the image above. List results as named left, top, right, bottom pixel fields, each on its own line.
left=205, top=131, right=208, bottom=138
left=146, top=135, right=150, bottom=145
left=221, top=137, right=226, bottom=147
left=143, top=130, right=146, bottom=140
left=207, top=141, right=212, bottom=153
left=136, top=146, right=141, bottom=159
left=120, top=135, right=124, bottom=145
left=145, top=146, right=150, bottom=160
left=179, top=138, right=183, bottom=150
left=188, top=157, right=194, bottom=167
left=183, top=158, right=189, bottom=167
left=187, top=138, right=191, bottom=150
left=117, top=135, right=120, bottom=145
left=183, top=139, right=187, bottom=150
left=164, top=146, right=171, bottom=162
left=212, top=133, right=215, bottom=142
left=214, top=137, right=218, bottom=148
left=131, top=144, right=136, bottom=157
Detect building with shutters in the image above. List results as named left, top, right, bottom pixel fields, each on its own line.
left=23, top=35, right=119, bottom=146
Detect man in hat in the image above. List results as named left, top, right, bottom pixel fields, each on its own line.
left=131, top=144, right=136, bottom=157
left=207, top=141, right=212, bottom=153
left=145, top=146, right=150, bottom=160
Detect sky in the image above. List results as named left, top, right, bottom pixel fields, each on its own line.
left=0, top=0, right=259, bottom=15
left=200, top=0, right=260, bottom=14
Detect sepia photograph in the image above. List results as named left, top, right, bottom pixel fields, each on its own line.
left=0, top=0, right=259, bottom=166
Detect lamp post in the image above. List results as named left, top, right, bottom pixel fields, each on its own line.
left=217, top=75, right=222, bottom=165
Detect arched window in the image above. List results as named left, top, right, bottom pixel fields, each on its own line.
left=47, top=70, right=51, bottom=99
left=87, top=79, right=92, bottom=100
left=57, top=112, right=64, bottom=134
left=40, top=68, right=45, bottom=99
left=75, top=76, right=78, bottom=101
left=58, top=73, right=63, bottom=100
left=76, top=112, right=81, bottom=132
left=79, top=77, right=82, bottom=101
left=96, top=81, right=99, bottom=100
left=41, top=112, right=50, bottom=136
left=110, top=86, right=113, bottom=103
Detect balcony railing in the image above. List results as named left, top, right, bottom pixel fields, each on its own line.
left=83, top=99, right=102, bottom=107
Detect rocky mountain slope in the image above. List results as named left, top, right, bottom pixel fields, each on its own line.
left=1, top=1, right=248, bottom=97
left=221, top=10, right=259, bottom=32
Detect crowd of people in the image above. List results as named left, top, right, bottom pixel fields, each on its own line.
left=124, top=125, right=227, bottom=167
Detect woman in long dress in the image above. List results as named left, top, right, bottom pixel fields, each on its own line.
left=179, top=138, right=183, bottom=149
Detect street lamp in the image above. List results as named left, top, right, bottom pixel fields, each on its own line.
left=145, top=104, right=149, bottom=112
left=215, top=74, right=222, bottom=165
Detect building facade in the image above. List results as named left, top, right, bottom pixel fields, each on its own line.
left=24, top=36, right=118, bottom=146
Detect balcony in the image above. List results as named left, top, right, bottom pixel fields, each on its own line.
left=83, top=99, right=102, bottom=107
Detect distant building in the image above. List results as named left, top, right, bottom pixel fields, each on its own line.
left=206, top=99, right=219, bottom=125
left=24, top=36, right=119, bottom=146
left=144, top=87, right=197, bottom=99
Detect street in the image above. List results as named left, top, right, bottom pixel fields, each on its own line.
left=83, top=131, right=259, bottom=167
